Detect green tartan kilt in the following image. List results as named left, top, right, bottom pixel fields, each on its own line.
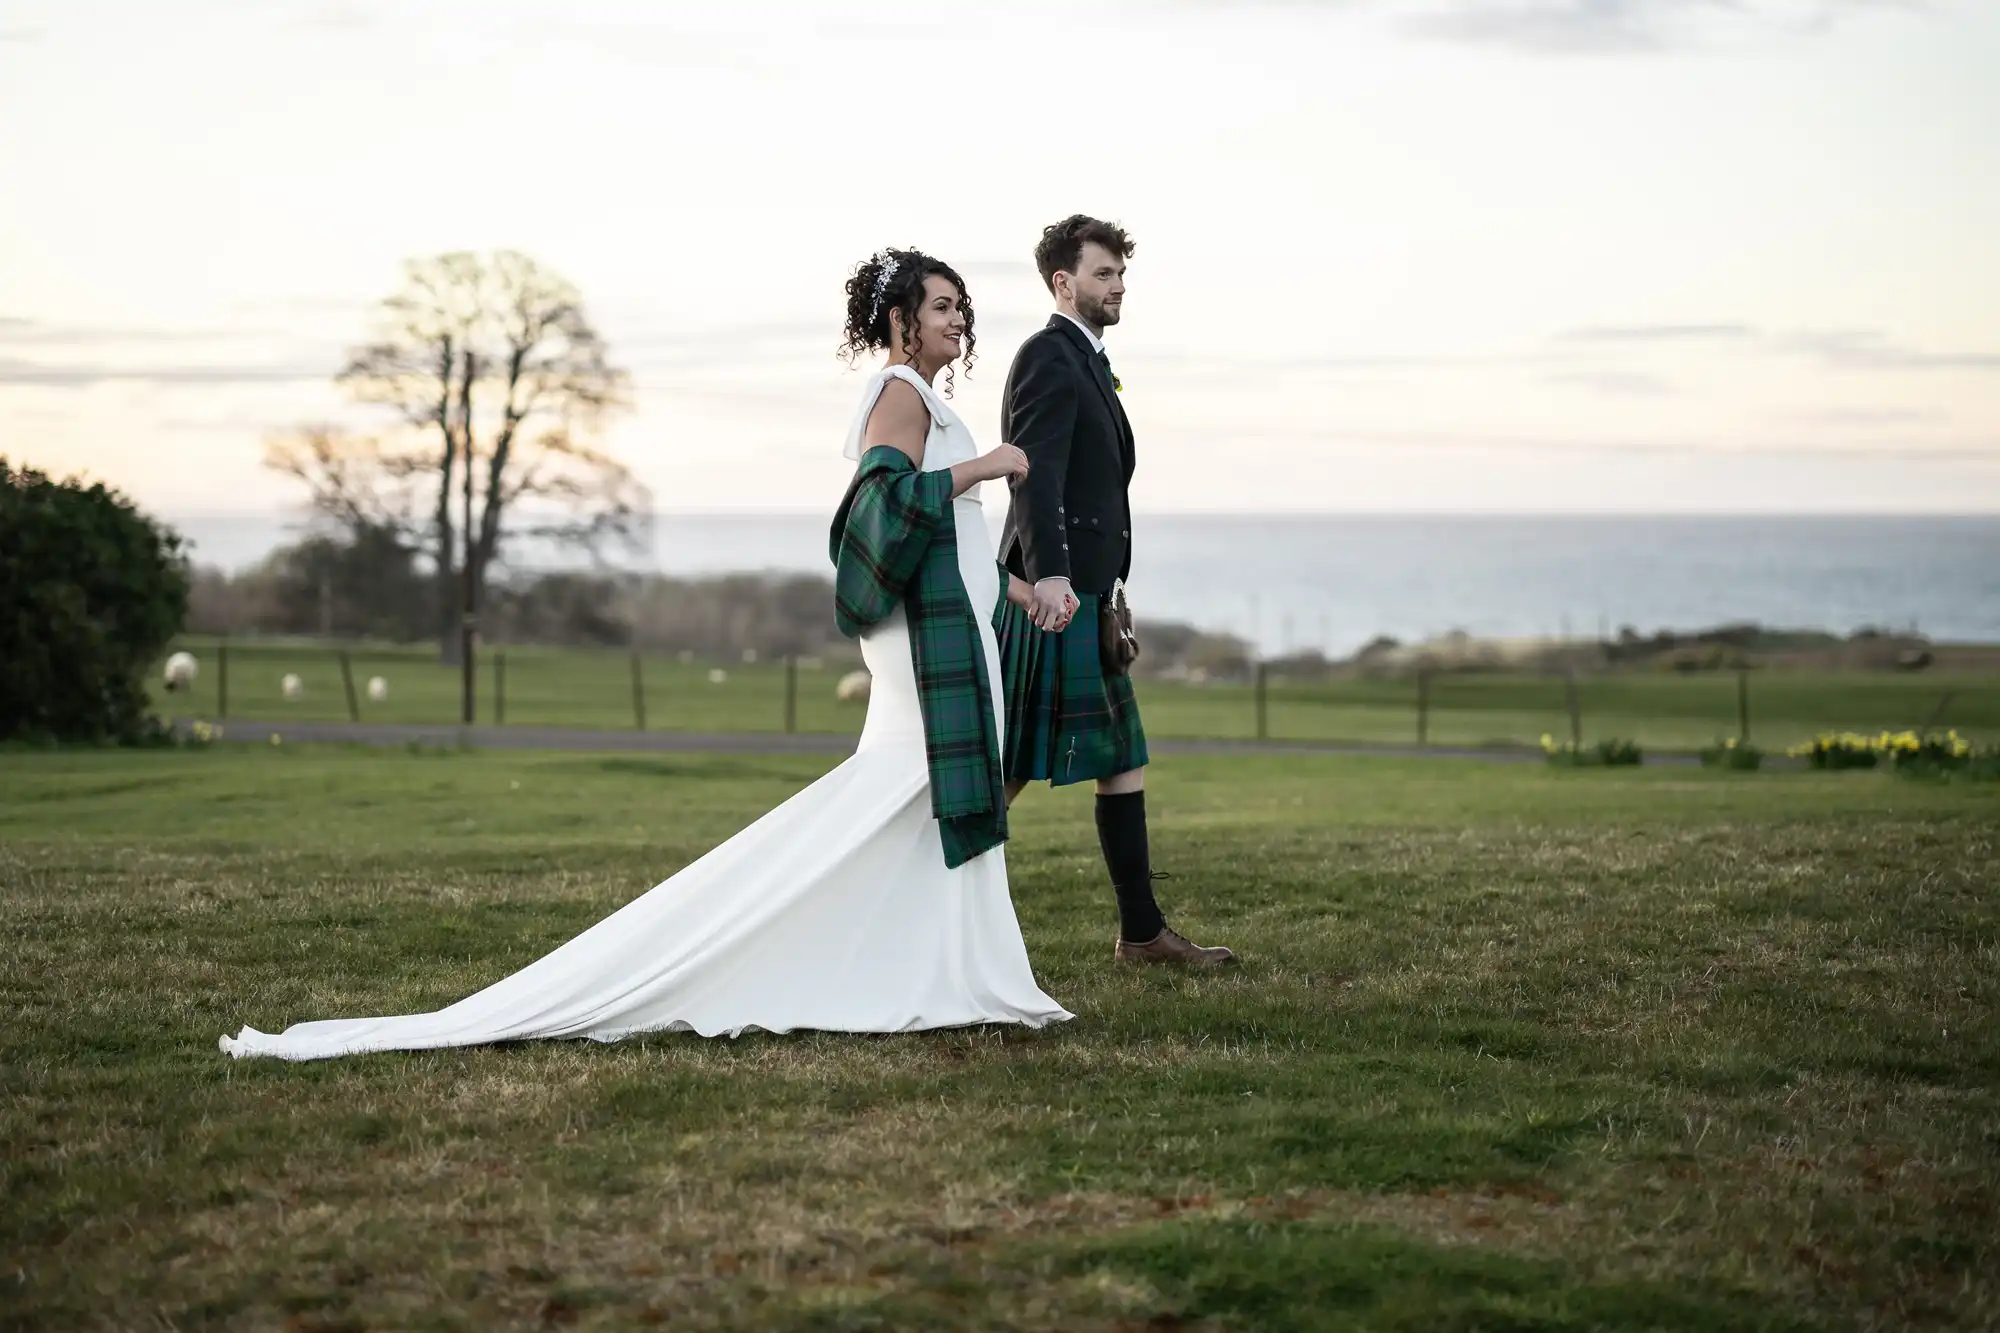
left=996, top=594, right=1149, bottom=786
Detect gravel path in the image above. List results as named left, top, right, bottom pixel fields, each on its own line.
left=181, top=718, right=1699, bottom=765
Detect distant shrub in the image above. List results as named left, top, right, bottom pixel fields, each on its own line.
left=1788, top=730, right=1996, bottom=780
left=1700, top=738, right=1763, bottom=771
left=1541, top=735, right=1643, bottom=768
left=1885, top=731, right=1994, bottom=780
left=0, top=460, right=189, bottom=743
left=1665, top=644, right=1748, bottom=673
left=1789, top=733, right=1880, bottom=770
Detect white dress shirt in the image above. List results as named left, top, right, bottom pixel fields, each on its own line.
left=1057, top=310, right=1106, bottom=356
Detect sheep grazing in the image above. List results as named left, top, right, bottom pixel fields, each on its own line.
left=366, top=676, right=389, bottom=702
left=835, top=670, right=871, bottom=704
left=162, top=651, right=198, bottom=692
left=707, top=669, right=728, bottom=685
left=281, top=674, right=304, bottom=701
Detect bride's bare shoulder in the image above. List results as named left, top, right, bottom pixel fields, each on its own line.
left=863, top=374, right=931, bottom=465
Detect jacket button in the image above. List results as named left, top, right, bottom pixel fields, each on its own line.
left=1122, top=530, right=1129, bottom=538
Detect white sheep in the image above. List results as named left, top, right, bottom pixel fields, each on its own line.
left=163, top=651, right=198, bottom=692
left=281, top=673, right=304, bottom=701
left=707, top=668, right=729, bottom=685
left=835, top=670, right=871, bottom=704
left=366, top=676, right=389, bottom=702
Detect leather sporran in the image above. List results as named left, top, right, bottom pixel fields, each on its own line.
left=1099, top=580, right=1139, bottom=677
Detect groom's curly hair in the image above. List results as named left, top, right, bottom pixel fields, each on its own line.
left=838, top=248, right=976, bottom=397
left=1035, top=215, right=1136, bottom=293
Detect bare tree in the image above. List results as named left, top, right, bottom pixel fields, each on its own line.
left=269, top=251, right=649, bottom=665
left=263, top=425, right=432, bottom=546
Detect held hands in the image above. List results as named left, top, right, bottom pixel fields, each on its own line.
left=978, top=444, right=1029, bottom=484
left=1028, top=578, right=1079, bottom=632
left=1005, top=577, right=1077, bottom=631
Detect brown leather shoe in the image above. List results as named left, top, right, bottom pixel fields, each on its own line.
left=1114, top=926, right=1236, bottom=967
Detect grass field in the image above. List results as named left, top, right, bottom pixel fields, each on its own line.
left=4, top=746, right=1996, bottom=1330
left=153, top=634, right=2000, bottom=753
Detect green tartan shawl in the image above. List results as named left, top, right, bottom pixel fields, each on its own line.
left=830, top=445, right=1008, bottom=869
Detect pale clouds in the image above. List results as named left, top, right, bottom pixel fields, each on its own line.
left=1546, top=370, right=1677, bottom=396
left=0, top=357, right=329, bottom=388
left=1782, top=330, right=2000, bottom=373
left=1558, top=324, right=1758, bottom=343
left=1, top=0, right=1996, bottom=516
left=284, top=3, right=376, bottom=32
left=1398, top=0, right=1918, bottom=54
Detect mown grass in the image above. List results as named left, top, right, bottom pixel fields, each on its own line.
left=153, top=634, right=1998, bottom=752
left=3, top=748, right=1996, bottom=1330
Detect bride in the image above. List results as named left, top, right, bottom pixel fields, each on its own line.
left=219, top=248, right=1074, bottom=1060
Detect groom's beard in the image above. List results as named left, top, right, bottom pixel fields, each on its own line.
left=1075, top=293, right=1120, bottom=329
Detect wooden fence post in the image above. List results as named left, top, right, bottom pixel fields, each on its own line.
left=784, top=656, right=798, bottom=734
left=1923, top=691, right=1956, bottom=732
left=1254, top=662, right=1269, bottom=741
left=1564, top=668, right=1582, bottom=749
left=460, top=616, right=476, bottom=727
left=1416, top=668, right=1431, bottom=747
left=1737, top=668, right=1751, bottom=743
left=493, top=649, right=507, bottom=726
left=217, top=639, right=229, bottom=720
left=337, top=649, right=361, bottom=722
left=630, top=651, right=647, bottom=732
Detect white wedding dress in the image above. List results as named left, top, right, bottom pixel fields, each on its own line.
left=220, top=366, right=1071, bottom=1060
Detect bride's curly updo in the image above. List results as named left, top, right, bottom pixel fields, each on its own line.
left=839, top=248, right=977, bottom=395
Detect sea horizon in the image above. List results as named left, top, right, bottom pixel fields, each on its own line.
left=165, top=512, right=2000, bottom=655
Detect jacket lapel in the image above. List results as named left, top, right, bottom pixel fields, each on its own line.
left=1046, top=315, right=1133, bottom=467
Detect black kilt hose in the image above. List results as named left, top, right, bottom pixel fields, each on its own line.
left=996, top=314, right=1147, bottom=786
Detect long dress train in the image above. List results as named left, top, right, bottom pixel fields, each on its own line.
left=219, top=366, right=1071, bottom=1060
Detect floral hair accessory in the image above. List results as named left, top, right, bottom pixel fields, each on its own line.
left=868, top=256, right=901, bottom=326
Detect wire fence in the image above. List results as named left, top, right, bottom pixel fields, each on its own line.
left=154, top=635, right=2000, bottom=755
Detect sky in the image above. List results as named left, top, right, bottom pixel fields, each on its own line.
left=3, top=0, right=1998, bottom=528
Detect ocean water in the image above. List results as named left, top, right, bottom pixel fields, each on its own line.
left=172, top=513, right=2000, bottom=656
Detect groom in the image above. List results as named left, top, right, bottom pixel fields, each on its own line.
left=997, top=215, right=1235, bottom=967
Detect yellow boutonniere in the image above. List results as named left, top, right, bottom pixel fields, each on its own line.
left=1111, top=372, right=1122, bottom=392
